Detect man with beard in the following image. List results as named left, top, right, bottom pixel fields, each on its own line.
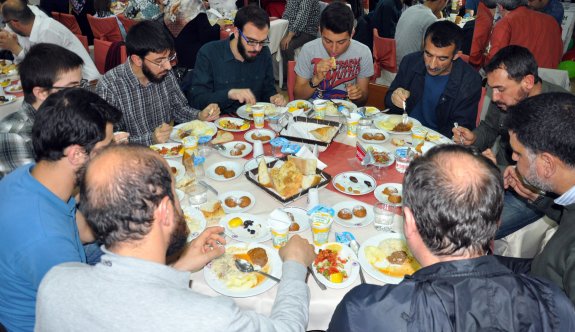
left=96, top=20, right=220, bottom=145
left=453, top=46, right=568, bottom=239
left=0, top=88, right=121, bottom=332
left=189, top=5, right=286, bottom=115
left=503, top=92, right=575, bottom=303
left=35, top=144, right=317, bottom=331
left=385, top=21, right=481, bottom=138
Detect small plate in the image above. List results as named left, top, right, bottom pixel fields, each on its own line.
left=364, top=145, right=395, bottom=168
left=182, top=205, right=207, bottom=241
left=4, top=84, right=21, bottom=94
left=332, top=201, right=374, bottom=228
left=216, top=117, right=251, bottom=132
left=374, top=183, right=403, bottom=206
left=283, top=207, right=310, bottom=234
left=286, top=100, right=313, bottom=114
left=412, top=140, right=436, bottom=155
left=217, top=141, right=252, bottom=159
left=358, top=128, right=390, bottom=144
left=236, top=102, right=279, bottom=120
left=206, top=161, right=243, bottom=181
left=218, top=190, right=256, bottom=213
left=149, top=142, right=183, bottom=159
left=0, top=95, right=16, bottom=106
left=374, top=114, right=421, bottom=134
left=326, top=99, right=357, bottom=116
left=166, top=159, right=184, bottom=182
left=312, top=242, right=360, bottom=289
left=244, top=129, right=276, bottom=144
left=219, top=213, right=271, bottom=243
left=170, top=121, right=217, bottom=143
left=415, top=126, right=453, bottom=145
left=332, top=171, right=376, bottom=196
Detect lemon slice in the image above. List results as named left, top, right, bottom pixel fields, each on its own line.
left=228, top=217, right=243, bottom=228
left=330, top=272, right=343, bottom=283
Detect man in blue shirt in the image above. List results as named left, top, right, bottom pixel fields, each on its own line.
left=385, top=20, right=482, bottom=138
left=0, top=88, right=121, bottom=331
left=189, top=5, right=286, bottom=115
left=528, top=0, right=564, bottom=26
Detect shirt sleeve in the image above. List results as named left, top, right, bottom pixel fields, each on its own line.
left=189, top=47, right=236, bottom=111
left=472, top=90, right=501, bottom=152
left=0, top=132, right=34, bottom=178
left=294, top=45, right=314, bottom=80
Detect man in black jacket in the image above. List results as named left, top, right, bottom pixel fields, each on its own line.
left=328, top=144, right=575, bottom=331
left=385, top=20, right=481, bottom=138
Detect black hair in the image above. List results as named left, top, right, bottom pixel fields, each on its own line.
left=233, top=4, right=269, bottom=30
left=79, top=144, right=174, bottom=248
left=424, top=20, right=463, bottom=54
left=94, top=0, right=112, bottom=17
left=482, top=0, right=498, bottom=9
left=1, top=0, right=34, bottom=24
left=19, top=43, right=84, bottom=105
left=497, top=0, right=526, bottom=11
left=32, top=88, right=122, bottom=162
left=403, top=145, right=504, bottom=256
left=506, top=93, right=575, bottom=167
left=320, top=1, right=355, bottom=35
left=484, top=45, right=540, bottom=83
left=125, top=20, right=174, bottom=58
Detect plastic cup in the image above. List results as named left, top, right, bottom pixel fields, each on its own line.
left=252, top=105, right=265, bottom=129
left=252, top=140, right=264, bottom=157
left=182, top=136, right=198, bottom=154
left=346, top=113, right=362, bottom=137
left=311, top=219, right=333, bottom=246
left=373, top=202, right=395, bottom=232
left=313, top=99, right=327, bottom=120
left=395, top=147, right=415, bottom=174
left=307, top=188, right=319, bottom=210
left=270, top=219, right=290, bottom=249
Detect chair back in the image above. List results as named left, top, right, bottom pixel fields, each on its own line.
left=365, top=83, right=388, bottom=110
left=93, top=39, right=127, bottom=74
left=51, top=12, right=61, bottom=22
left=287, top=60, right=296, bottom=102
left=117, top=14, right=137, bottom=33
left=75, top=34, right=89, bottom=53
left=58, top=13, right=83, bottom=35
left=372, top=29, right=397, bottom=82
left=87, top=15, right=123, bottom=42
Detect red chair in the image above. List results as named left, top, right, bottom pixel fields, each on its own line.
left=372, top=28, right=397, bottom=82
left=87, top=15, right=123, bottom=42
left=58, top=13, right=83, bottom=35
left=117, top=14, right=137, bottom=33
left=458, top=52, right=470, bottom=63
left=287, top=60, right=296, bottom=102
left=75, top=34, right=89, bottom=53
left=51, top=12, right=61, bottom=22
left=93, top=39, right=127, bottom=74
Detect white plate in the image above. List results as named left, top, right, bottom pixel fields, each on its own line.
left=4, top=84, right=22, bottom=94
left=412, top=140, right=436, bottom=155
left=244, top=129, right=276, bottom=144
left=149, top=142, right=183, bottom=159
left=283, top=207, right=311, bottom=234
left=170, top=121, right=217, bottom=143
left=326, top=99, right=357, bottom=116
left=243, top=156, right=278, bottom=173
left=358, top=128, right=390, bottom=144
left=374, top=183, right=403, bottom=206
left=332, top=201, right=374, bottom=228
left=364, top=106, right=381, bottom=117
left=218, top=190, right=256, bottom=213
left=236, top=102, right=280, bottom=120
left=182, top=205, right=207, bottom=241
left=358, top=233, right=420, bottom=284
left=219, top=213, right=271, bottom=243
left=166, top=159, right=184, bottom=182
left=363, top=145, right=395, bottom=167
left=217, top=141, right=252, bottom=159
left=206, top=161, right=243, bottom=181
left=176, top=188, right=185, bottom=203
left=286, top=100, right=313, bottom=114
left=204, top=243, right=281, bottom=297
left=312, top=243, right=359, bottom=289
left=215, top=117, right=251, bottom=132
left=374, top=114, right=421, bottom=134
left=414, top=126, right=453, bottom=145
left=0, top=95, right=16, bottom=106
left=332, top=171, right=376, bottom=196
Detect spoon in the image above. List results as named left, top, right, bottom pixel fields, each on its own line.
left=453, top=122, right=465, bottom=145
left=235, top=259, right=281, bottom=282
left=348, top=240, right=365, bottom=284
left=402, top=100, right=408, bottom=125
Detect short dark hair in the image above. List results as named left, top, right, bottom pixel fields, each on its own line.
left=320, top=1, right=355, bottom=35
left=125, top=20, right=174, bottom=58
left=482, top=0, right=498, bottom=9
left=497, top=0, right=526, bottom=11
left=424, top=21, right=463, bottom=54
left=1, top=0, right=34, bottom=24
left=79, top=144, right=174, bottom=248
left=234, top=4, right=270, bottom=30
left=507, top=93, right=575, bottom=168
left=32, top=88, right=122, bottom=162
left=484, top=45, right=540, bottom=83
left=403, top=145, right=504, bottom=256
left=19, top=43, right=84, bottom=105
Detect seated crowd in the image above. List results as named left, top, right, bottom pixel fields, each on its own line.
left=0, top=0, right=574, bottom=331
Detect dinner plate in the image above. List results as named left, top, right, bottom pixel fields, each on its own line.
left=219, top=213, right=271, bottom=243
left=412, top=140, right=436, bottom=155
left=0, top=95, right=16, bottom=106
left=166, top=159, right=184, bottom=182
left=149, top=142, right=183, bottom=159
left=286, top=100, right=313, bottom=114
left=374, top=183, right=403, bottom=206
left=312, top=242, right=359, bottom=289
left=326, top=99, right=357, bottom=116
left=4, top=84, right=22, bottom=94
left=283, top=207, right=311, bottom=234
left=374, top=114, right=421, bottom=134
left=170, top=121, right=217, bottom=143
left=182, top=205, right=207, bottom=241
left=217, top=141, right=252, bottom=159
left=244, top=129, right=276, bottom=144
left=204, top=243, right=282, bottom=298
left=414, top=126, right=453, bottom=145
left=358, top=233, right=420, bottom=284
left=363, top=145, right=395, bottom=168
left=206, top=161, right=243, bottom=181
left=236, top=102, right=281, bottom=120
left=216, top=117, right=251, bottom=132
left=218, top=190, right=256, bottom=213
left=358, top=128, right=390, bottom=144
left=332, top=201, right=374, bottom=228
left=332, top=171, right=376, bottom=196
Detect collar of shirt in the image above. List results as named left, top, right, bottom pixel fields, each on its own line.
left=123, top=60, right=152, bottom=88
left=554, top=185, right=575, bottom=206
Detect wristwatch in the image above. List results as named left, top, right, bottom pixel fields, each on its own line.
left=309, top=79, right=320, bottom=89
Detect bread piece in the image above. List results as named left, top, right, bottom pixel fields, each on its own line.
left=309, top=126, right=337, bottom=142
left=288, top=155, right=317, bottom=175
left=199, top=200, right=226, bottom=225
left=258, top=158, right=273, bottom=188
left=330, top=56, right=337, bottom=69
left=211, top=131, right=234, bottom=145
left=270, top=160, right=303, bottom=197
left=301, top=174, right=322, bottom=190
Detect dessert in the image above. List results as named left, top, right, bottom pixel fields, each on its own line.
left=352, top=205, right=367, bottom=218
left=337, top=208, right=353, bottom=220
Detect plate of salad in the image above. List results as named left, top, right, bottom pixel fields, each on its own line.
left=312, top=242, right=359, bottom=289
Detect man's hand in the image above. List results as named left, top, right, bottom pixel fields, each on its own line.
left=113, top=131, right=130, bottom=144
left=228, top=88, right=256, bottom=105
left=280, top=32, right=294, bottom=51
left=172, top=226, right=226, bottom=272
left=346, top=83, right=363, bottom=101
left=278, top=235, right=316, bottom=267
left=152, top=123, right=173, bottom=144
left=390, top=88, right=410, bottom=109
left=198, top=103, right=220, bottom=121
left=0, top=30, right=21, bottom=54
left=311, top=57, right=334, bottom=86
left=503, top=166, right=540, bottom=201
left=270, top=93, right=286, bottom=106
left=451, top=126, right=476, bottom=145
left=482, top=148, right=496, bottom=165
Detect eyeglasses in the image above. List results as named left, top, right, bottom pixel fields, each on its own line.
left=238, top=29, right=270, bottom=47
left=51, top=79, right=90, bottom=90
left=143, top=53, right=177, bottom=68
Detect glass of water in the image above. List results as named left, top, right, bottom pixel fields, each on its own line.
left=373, top=202, right=395, bottom=232
left=186, top=184, right=207, bottom=207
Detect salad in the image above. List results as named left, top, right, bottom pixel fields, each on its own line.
left=314, top=248, right=348, bottom=283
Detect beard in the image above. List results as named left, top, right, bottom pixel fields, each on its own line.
left=237, top=39, right=259, bottom=63
left=142, top=62, right=168, bottom=83
left=523, top=154, right=554, bottom=193
left=166, top=205, right=189, bottom=257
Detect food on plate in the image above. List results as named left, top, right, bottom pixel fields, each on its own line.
left=353, top=205, right=367, bottom=218
left=364, top=238, right=420, bottom=277
left=258, top=158, right=273, bottom=188
left=289, top=221, right=300, bottom=232
left=178, top=120, right=214, bottom=139
left=269, top=160, right=303, bottom=197
left=392, top=122, right=413, bottom=132
left=228, top=217, right=243, bottom=228
left=362, top=133, right=374, bottom=140
left=287, top=155, right=317, bottom=175
left=251, top=133, right=271, bottom=141
left=288, top=101, right=311, bottom=113
left=210, top=246, right=271, bottom=289
left=215, top=166, right=227, bottom=175
left=335, top=182, right=346, bottom=192
left=373, top=133, right=385, bottom=140
left=372, top=151, right=391, bottom=164
left=415, top=141, right=424, bottom=154
left=309, top=126, right=338, bottom=143
left=184, top=213, right=203, bottom=235
left=388, top=194, right=402, bottom=204
left=235, top=143, right=247, bottom=151
left=391, top=138, right=405, bottom=146
left=349, top=176, right=358, bottom=183
left=212, top=131, right=234, bottom=144
left=454, top=15, right=462, bottom=24
left=170, top=167, right=177, bottom=174
left=224, top=169, right=236, bottom=178
left=230, top=148, right=243, bottom=156
left=0, top=63, right=16, bottom=75
left=247, top=247, right=268, bottom=267
left=150, top=144, right=182, bottom=157
left=314, top=246, right=348, bottom=283
left=200, top=200, right=226, bottom=225
left=238, top=196, right=251, bottom=208
left=383, top=186, right=398, bottom=195
left=337, top=208, right=353, bottom=220
left=225, top=197, right=238, bottom=208
left=220, top=119, right=248, bottom=130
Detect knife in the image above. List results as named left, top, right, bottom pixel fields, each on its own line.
left=349, top=240, right=366, bottom=284
left=199, top=180, right=218, bottom=196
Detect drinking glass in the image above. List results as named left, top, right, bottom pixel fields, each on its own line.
left=373, top=202, right=395, bottom=232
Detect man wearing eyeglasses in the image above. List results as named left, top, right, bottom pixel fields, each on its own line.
left=189, top=5, right=286, bottom=115
left=96, top=20, right=220, bottom=145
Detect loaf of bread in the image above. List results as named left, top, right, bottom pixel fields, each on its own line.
left=270, top=160, right=303, bottom=197
left=258, top=158, right=273, bottom=188
left=287, top=155, right=317, bottom=175
left=309, top=126, right=337, bottom=142
left=211, top=131, right=234, bottom=144
left=301, top=174, right=322, bottom=190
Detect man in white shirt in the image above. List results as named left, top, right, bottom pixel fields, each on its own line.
left=0, top=0, right=99, bottom=81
